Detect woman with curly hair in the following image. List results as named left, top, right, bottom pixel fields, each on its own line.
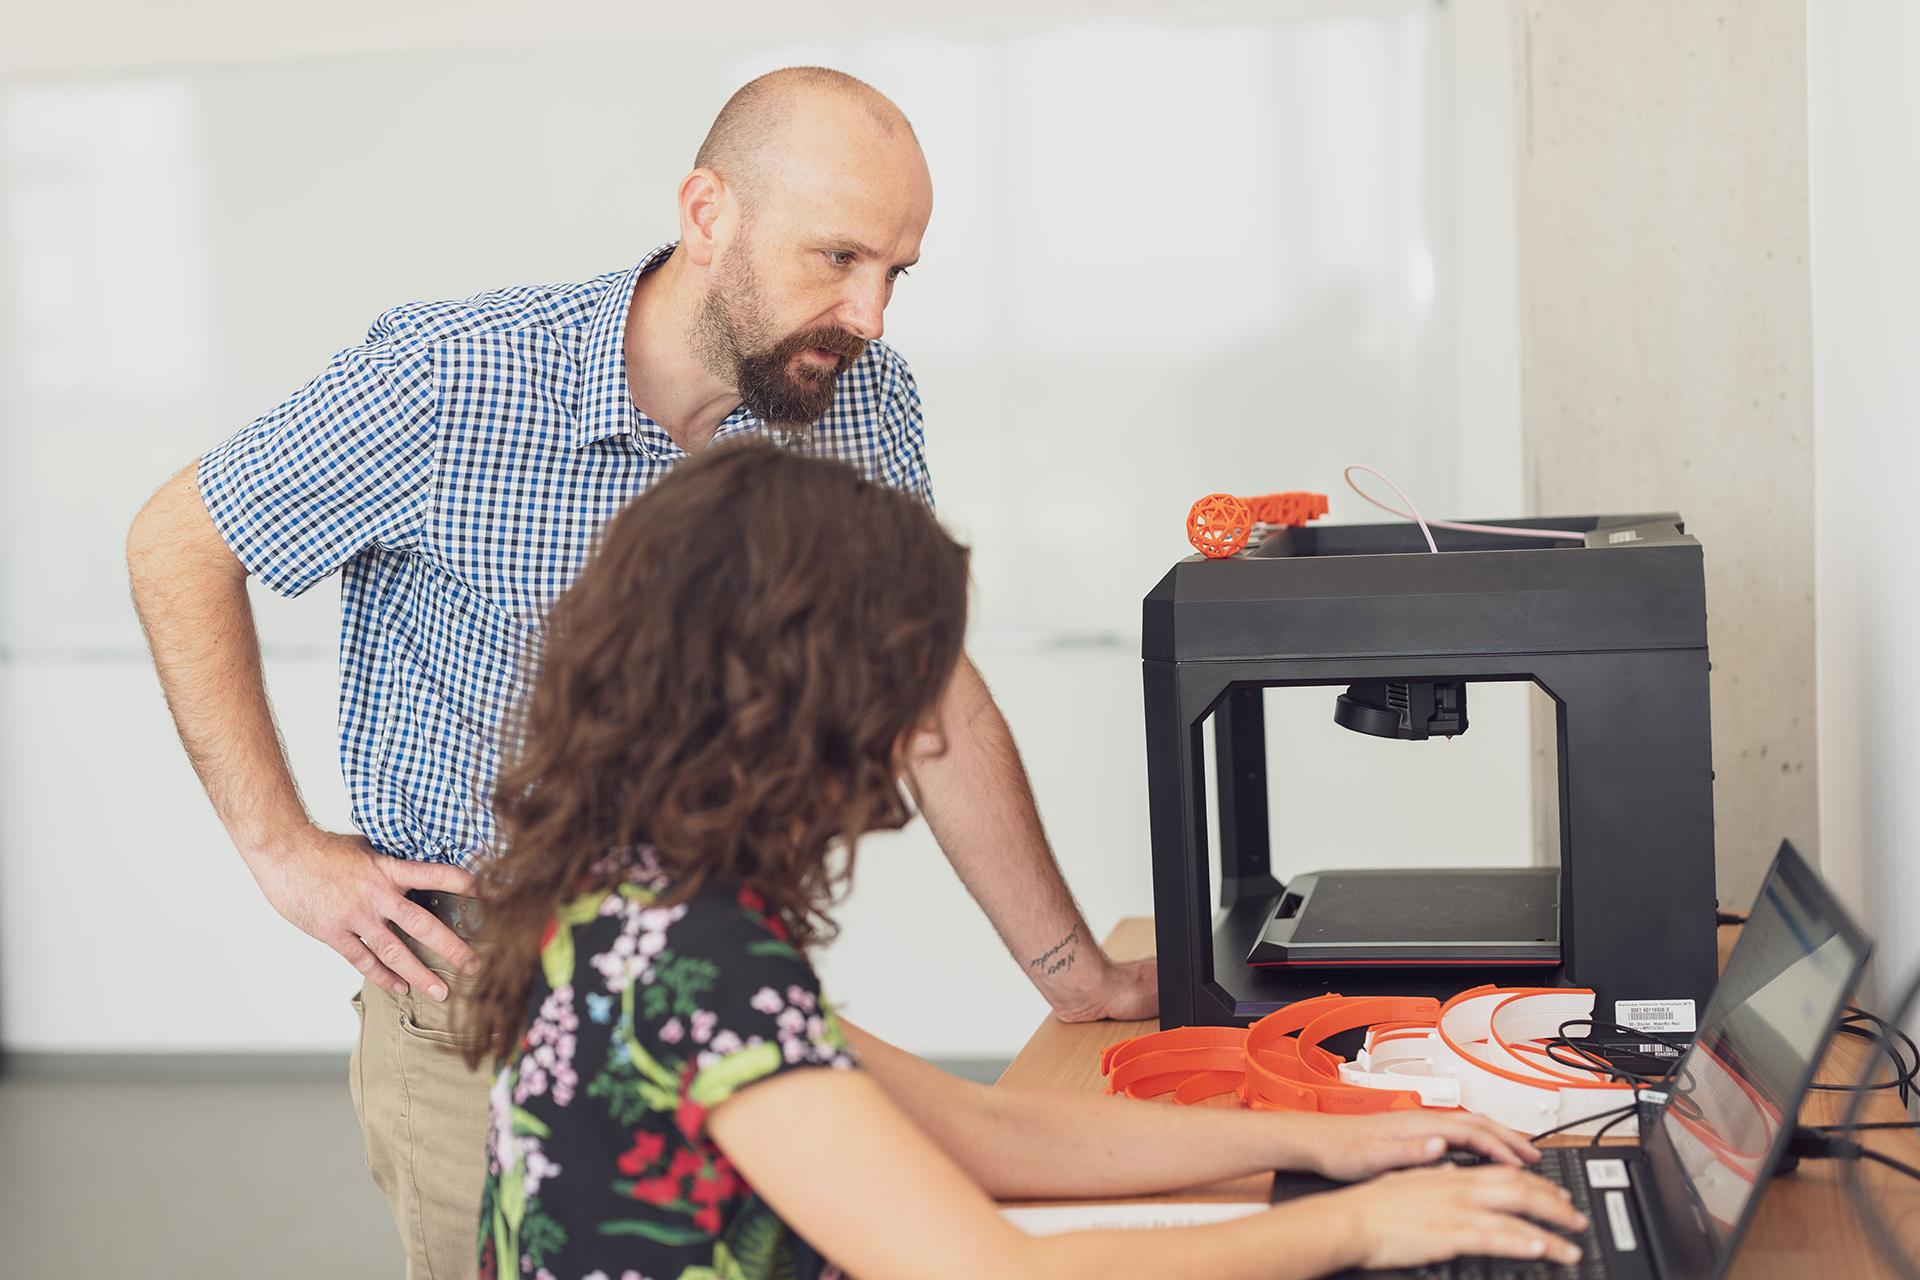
left=462, top=441, right=1586, bottom=1280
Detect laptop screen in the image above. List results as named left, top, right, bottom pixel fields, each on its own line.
left=1638, top=841, right=1870, bottom=1270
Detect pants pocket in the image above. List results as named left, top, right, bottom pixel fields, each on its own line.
left=399, top=1011, right=478, bottom=1049
left=399, top=967, right=480, bottom=1050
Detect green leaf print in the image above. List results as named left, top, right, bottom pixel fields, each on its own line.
left=658, top=952, right=719, bottom=1013
left=688, top=1042, right=782, bottom=1107
left=586, top=1052, right=679, bottom=1126
left=621, top=983, right=688, bottom=1091
left=746, top=938, right=803, bottom=963
left=598, top=1217, right=719, bottom=1246
left=639, top=951, right=719, bottom=1019
left=585, top=988, right=683, bottom=1125
left=586, top=1069, right=648, bottom=1128
left=520, top=1206, right=568, bottom=1268
left=480, top=1166, right=518, bottom=1280
left=539, top=892, right=610, bottom=992
left=510, top=1105, right=551, bottom=1140
left=818, top=997, right=849, bottom=1052
left=490, top=1204, right=515, bottom=1280
left=672, top=1241, right=750, bottom=1280
left=727, top=1207, right=803, bottom=1280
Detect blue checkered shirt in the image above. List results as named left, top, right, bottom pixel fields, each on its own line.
left=198, top=242, right=932, bottom=867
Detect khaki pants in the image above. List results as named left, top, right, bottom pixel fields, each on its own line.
left=349, top=936, right=492, bottom=1280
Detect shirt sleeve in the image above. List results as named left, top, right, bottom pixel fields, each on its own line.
left=196, top=332, right=438, bottom=598
left=632, top=886, right=858, bottom=1142
left=880, top=353, right=935, bottom=511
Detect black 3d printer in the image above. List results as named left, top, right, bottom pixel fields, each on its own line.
left=1141, top=514, right=1718, bottom=1035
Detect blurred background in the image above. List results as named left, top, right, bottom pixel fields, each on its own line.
left=2, top=0, right=1915, bottom=1274
left=0, top=0, right=1531, bottom=1063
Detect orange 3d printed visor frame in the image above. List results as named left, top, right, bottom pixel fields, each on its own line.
left=1100, top=985, right=1642, bottom=1138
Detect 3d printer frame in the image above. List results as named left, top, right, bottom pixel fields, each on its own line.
left=1142, top=514, right=1719, bottom=1030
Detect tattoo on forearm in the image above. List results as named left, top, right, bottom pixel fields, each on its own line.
left=1029, top=926, right=1079, bottom=977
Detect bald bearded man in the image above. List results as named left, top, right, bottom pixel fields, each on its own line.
left=125, top=67, right=1154, bottom=1277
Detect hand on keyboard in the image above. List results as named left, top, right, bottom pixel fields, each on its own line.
left=1415, top=1151, right=1607, bottom=1280
left=1313, top=1160, right=1589, bottom=1273
left=1285, top=1108, right=1544, bottom=1181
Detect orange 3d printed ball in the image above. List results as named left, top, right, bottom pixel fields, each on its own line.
left=1187, top=494, right=1253, bottom=558
left=1186, top=490, right=1330, bottom=558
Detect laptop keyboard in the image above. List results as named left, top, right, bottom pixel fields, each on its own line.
left=1415, top=1149, right=1609, bottom=1280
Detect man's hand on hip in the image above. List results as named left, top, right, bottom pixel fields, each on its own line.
left=247, top=826, right=478, bottom=1000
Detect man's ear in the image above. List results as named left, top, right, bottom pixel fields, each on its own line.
left=677, top=168, right=728, bottom=268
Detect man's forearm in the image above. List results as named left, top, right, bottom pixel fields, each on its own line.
left=907, top=655, right=1121, bottom=1013
left=127, top=467, right=310, bottom=859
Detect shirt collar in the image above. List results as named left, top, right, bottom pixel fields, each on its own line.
left=573, top=241, right=683, bottom=453
left=573, top=242, right=775, bottom=458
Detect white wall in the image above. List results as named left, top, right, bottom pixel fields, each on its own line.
left=1810, top=0, right=1920, bottom=1008
left=0, top=0, right=1527, bottom=1058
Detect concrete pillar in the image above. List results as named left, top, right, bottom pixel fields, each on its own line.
left=1514, top=0, right=1816, bottom=906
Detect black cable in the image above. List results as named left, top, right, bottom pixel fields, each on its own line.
left=1795, top=1131, right=1920, bottom=1183
left=1528, top=1100, right=1638, bottom=1144
left=1521, top=1018, right=1682, bottom=1146
left=1860, top=1147, right=1920, bottom=1186
left=1840, top=1005, right=1919, bottom=1076
left=1546, top=1018, right=1689, bottom=1086
left=1843, top=1006, right=1920, bottom=1105
left=1820, top=1121, right=1920, bottom=1133
left=1816, top=1007, right=1920, bottom=1106
left=1588, top=1092, right=1642, bottom=1148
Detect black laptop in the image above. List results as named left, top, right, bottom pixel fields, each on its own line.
left=1269, top=840, right=1872, bottom=1279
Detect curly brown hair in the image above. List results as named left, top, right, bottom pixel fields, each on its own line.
left=461, top=441, right=970, bottom=1067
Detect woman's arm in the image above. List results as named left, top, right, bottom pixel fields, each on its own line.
left=707, top=1065, right=1586, bottom=1280
left=840, top=1020, right=1539, bottom=1199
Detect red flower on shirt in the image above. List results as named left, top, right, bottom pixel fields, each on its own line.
left=675, top=1093, right=708, bottom=1142
left=537, top=916, right=559, bottom=953
left=736, top=886, right=790, bottom=941
left=689, top=1159, right=741, bottom=1207
left=627, top=1174, right=681, bottom=1205
left=711, top=1159, right=741, bottom=1200
left=616, top=1130, right=666, bottom=1176
left=693, top=1204, right=723, bottom=1234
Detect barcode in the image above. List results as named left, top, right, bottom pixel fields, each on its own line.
left=1616, top=999, right=1697, bottom=1033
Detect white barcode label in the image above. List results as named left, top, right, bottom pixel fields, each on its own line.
left=1605, top=1190, right=1638, bottom=1252
left=1615, top=999, right=1696, bottom=1033
left=1586, top=1159, right=1630, bottom=1188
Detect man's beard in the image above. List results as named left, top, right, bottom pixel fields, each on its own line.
left=694, top=249, right=868, bottom=431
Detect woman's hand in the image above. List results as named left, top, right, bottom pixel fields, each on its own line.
left=1320, top=1162, right=1587, bottom=1271
left=1284, top=1109, right=1541, bottom=1180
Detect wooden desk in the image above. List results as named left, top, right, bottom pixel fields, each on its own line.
left=997, top=919, right=1920, bottom=1277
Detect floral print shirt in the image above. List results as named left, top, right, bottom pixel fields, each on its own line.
left=479, top=851, right=857, bottom=1280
